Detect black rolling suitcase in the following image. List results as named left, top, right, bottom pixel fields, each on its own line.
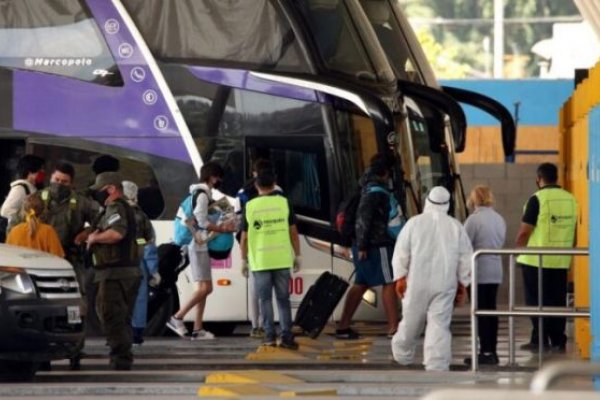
left=294, top=271, right=349, bottom=338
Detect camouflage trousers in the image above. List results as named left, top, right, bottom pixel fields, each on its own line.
left=96, top=277, right=141, bottom=370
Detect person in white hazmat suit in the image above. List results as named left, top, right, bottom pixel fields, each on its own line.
left=391, top=186, right=472, bottom=371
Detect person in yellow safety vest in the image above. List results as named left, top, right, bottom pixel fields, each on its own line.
left=515, top=162, right=577, bottom=353
left=240, top=169, right=301, bottom=350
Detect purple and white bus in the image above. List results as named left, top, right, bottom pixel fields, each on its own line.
left=0, top=0, right=513, bottom=335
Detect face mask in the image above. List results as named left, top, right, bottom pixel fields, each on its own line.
left=49, top=182, right=71, bottom=201
left=93, top=189, right=110, bottom=205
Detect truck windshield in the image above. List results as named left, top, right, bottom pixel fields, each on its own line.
left=290, top=0, right=395, bottom=84
left=360, top=0, right=425, bottom=83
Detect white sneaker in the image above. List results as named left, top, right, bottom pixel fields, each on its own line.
left=190, top=329, right=215, bottom=340
left=166, top=316, right=187, bottom=338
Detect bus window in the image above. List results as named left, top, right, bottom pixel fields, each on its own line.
left=122, top=0, right=310, bottom=73
left=293, top=0, right=395, bottom=84
left=334, top=111, right=379, bottom=198
left=361, top=0, right=424, bottom=83
left=28, top=142, right=166, bottom=219
left=0, top=0, right=122, bottom=86
left=162, top=64, right=327, bottom=198
left=246, top=136, right=329, bottom=221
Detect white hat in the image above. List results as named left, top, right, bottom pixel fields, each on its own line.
left=427, top=186, right=450, bottom=205
left=122, top=180, right=138, bottom=203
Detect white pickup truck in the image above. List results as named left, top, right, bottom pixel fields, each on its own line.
left=0, top=244, right=84, bottom=381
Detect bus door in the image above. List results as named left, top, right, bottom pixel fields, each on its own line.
left=395, top=81, right=468, bottom=218
left=442, top=86, right=517, bottom=162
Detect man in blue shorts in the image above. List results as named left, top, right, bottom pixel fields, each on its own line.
left=336, top=159, right=399, bottom=339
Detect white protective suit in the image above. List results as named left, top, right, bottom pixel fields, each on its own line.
left=391, top=186, right=472, bottom=371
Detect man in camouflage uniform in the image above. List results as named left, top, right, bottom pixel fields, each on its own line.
left=86, top=172, right=141, bottom=370
left=33, top=162, right=101, bottom=305
left=31, top=162, right=101, bottom=369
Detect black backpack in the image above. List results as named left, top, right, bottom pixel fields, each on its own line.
left=335, top=190, right=362, bottom=247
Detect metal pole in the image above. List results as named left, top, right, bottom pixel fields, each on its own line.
left=538, top=254, right=544, bottom=368
left=508, top=255, right=516, bottom=366
left=469, top=248, right=588, bottom=372
left=493, top=0, right=504, bottom=78
left=471, top=252, right=479, bottom=372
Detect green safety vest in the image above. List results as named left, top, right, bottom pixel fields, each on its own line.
left=246, top=195, right=293, bottom=272
left=517, top=187, right=577, bottom=269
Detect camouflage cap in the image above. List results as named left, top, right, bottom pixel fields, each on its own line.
left=90, top=171, right=123, bottom=190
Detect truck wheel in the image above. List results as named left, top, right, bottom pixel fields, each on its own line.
left=0, top=361, right=37, bottom=382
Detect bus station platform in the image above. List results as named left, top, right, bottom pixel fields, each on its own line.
left=1, top=316, right=594, bottom=399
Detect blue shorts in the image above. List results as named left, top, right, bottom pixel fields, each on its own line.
left=351, top=245, right=394, bottom=287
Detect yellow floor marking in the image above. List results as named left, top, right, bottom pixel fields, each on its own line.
left=198, top=384, right=279, bottom=397
left=205, top=370, right=303, bottom=384
left=255, top=345, right=321, bottom=354
left=295, top=337, right=332, bottom=347
left=245, top=349, right=308, bottom=361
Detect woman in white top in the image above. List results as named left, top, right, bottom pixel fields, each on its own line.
left=0, top=155, right=45, bottom=238
left=463, top=185, right=506, bottom=366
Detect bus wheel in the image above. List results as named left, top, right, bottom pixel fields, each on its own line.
left=145, top=291, right=177, bottom=337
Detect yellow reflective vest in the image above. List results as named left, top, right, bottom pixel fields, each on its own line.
left=245, top=194, right=293, bottom=272
left=517, top=187, right=577, bottom=269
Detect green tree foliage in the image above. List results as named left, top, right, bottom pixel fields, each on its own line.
left=402, top=0, right=579, bottom=78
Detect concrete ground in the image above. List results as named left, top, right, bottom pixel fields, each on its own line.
left=0, top=316, right=595, bottom=399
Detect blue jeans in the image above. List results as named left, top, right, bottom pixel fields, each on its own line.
left=132, top=244, right=159, bottom=329
left=253, top=268, right=292, bottom=340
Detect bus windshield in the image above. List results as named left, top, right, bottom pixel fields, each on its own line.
left=360, top=0, right=425, bottom=84
left=291, top=0, right=395, bottom=84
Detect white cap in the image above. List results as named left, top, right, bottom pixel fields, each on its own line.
left=427, top=186, right=450, bottom=205
left=122, top=180, right=138, bottom=203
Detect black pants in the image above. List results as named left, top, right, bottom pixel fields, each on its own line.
left=520, top=264, right=567, bottom=347
left=473, top=284, right=499, bottom=354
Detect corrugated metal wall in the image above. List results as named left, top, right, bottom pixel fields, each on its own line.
left=559, top=60, right=600, bottom=359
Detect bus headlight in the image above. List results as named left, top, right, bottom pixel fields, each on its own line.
left=0, top=267, right=36, bottom=297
